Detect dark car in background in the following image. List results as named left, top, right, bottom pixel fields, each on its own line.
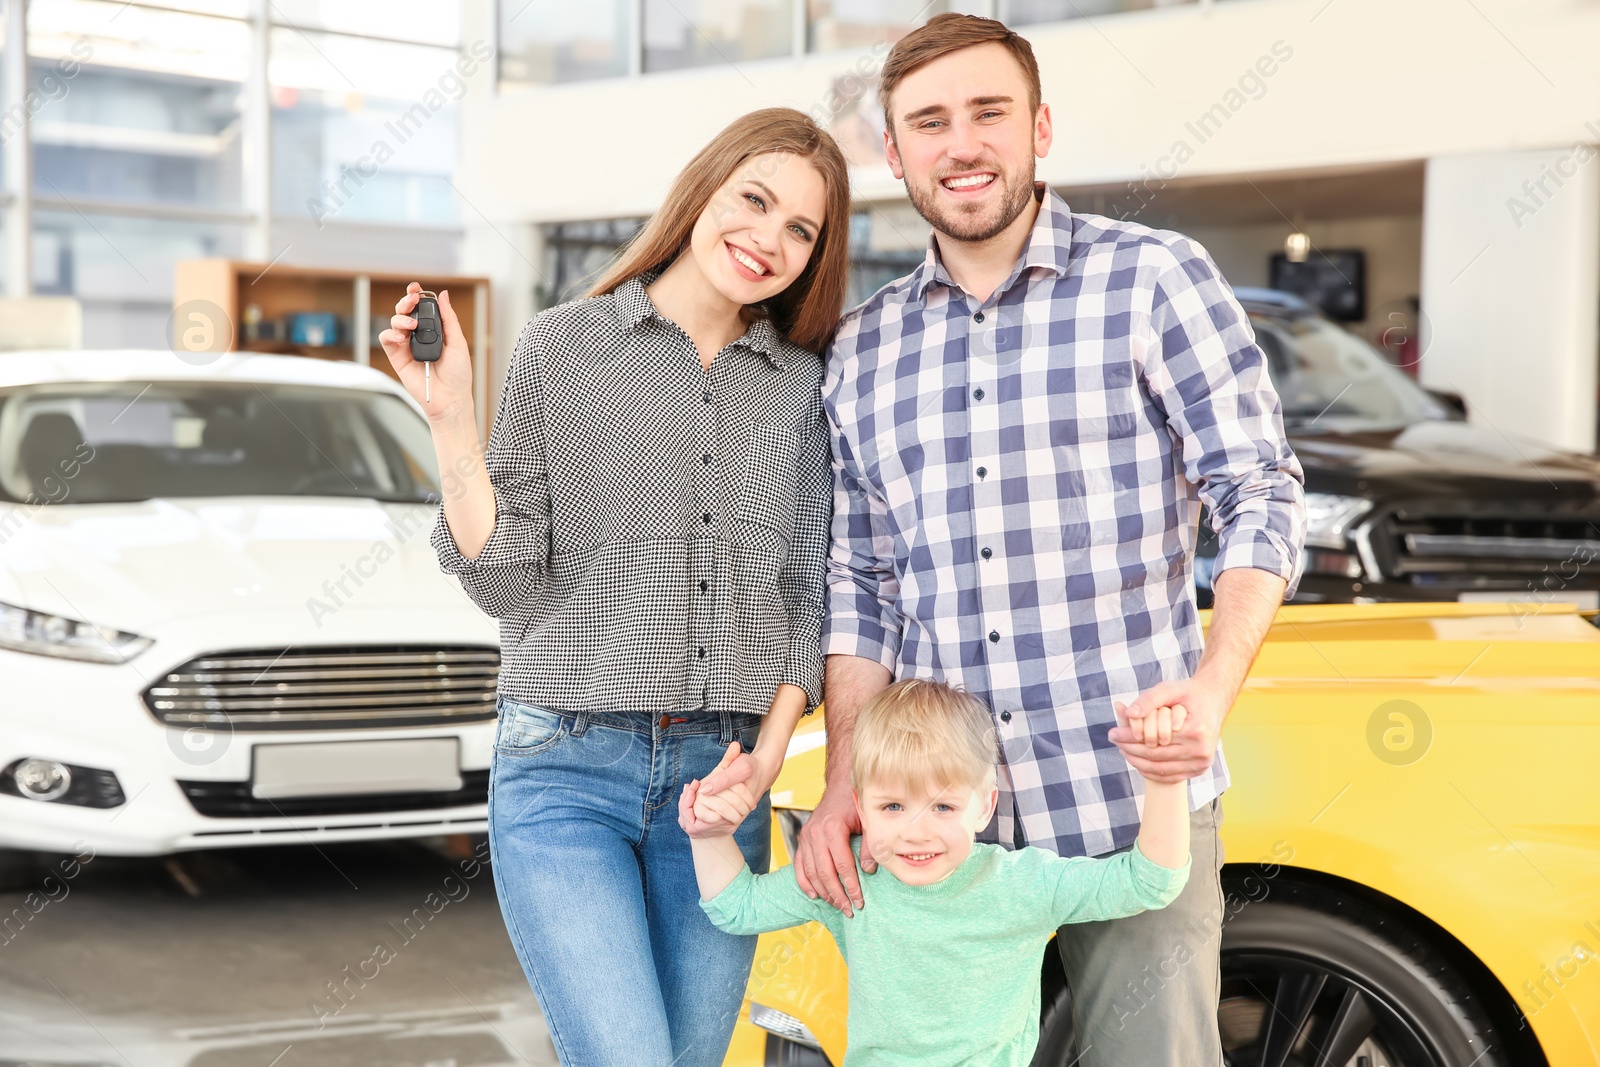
left=1196, top=289, right=1600, bottom=608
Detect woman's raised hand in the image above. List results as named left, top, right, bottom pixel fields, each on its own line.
left=679, top=743, right=758, bottom=839
left=379, top=282, right=475, bottom=423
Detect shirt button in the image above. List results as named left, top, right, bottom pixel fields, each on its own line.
left=698, top=647, right=706, bottom=659
left=699, top=579, right=709, bottom=592
left=702, top=390, right=712, bottom=404
left=972, top=388, right=985, bottom=401
left=702, top=513, right=712, bottom=525
left=988, top=630, right=1001, bottom=644
left=981, top=547, right=993, bottom=560
left=976, top=466, right=987, bottom=479
left=973, top=311, right=985, bottom=323
left=702, top=453, right=713, bottom=465
left=1000, top=710, right=1012, bottom=723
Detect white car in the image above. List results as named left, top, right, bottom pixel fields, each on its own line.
left=0, top=350, right=498, bottom=866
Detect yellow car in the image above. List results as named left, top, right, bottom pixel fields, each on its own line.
left=721, top=602, right=1600, bottom=1067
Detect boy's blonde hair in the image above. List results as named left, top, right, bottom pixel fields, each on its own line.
left=851, top=679, right=998, bottom=794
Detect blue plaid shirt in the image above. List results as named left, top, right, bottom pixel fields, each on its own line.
left=822, top=185, right=1306, bottom=859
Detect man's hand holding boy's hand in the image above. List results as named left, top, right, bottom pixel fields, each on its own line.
left=1110, top=702, right=1191, bottom=781
left=678, top=742, right=759, bottom=840
left=1124, top=701, right=1188, bottom=746
left=1110, top=675, right=1228, bottom=783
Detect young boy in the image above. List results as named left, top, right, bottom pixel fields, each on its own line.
left=678, top=678, right=1191, bottom=1067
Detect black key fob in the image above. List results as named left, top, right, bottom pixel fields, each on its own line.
left=411, top=291, right=443, bottom=362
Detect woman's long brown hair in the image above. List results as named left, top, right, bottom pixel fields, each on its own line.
left=587, top=108, right=851, bottom=355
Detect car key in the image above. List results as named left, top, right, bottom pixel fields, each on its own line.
left=410, top=290, right=443, bottom=402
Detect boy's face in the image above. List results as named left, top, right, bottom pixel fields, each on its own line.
left=855, top=777, right=999, bottom=887
left=882, top=41, right=1052, bottom=243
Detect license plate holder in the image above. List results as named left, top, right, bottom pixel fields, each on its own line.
left=251, top=738, right=462, bottom=800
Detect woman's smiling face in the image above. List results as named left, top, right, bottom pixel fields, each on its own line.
left=856, top=777, right=998, bottom=887
left=688, top=151, right=828, bottom=307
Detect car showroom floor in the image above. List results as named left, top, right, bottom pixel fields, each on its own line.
left=2, top=837, right=560, bottom=1067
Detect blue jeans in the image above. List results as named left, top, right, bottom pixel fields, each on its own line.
left=487, top=696, right=771, bottom=1067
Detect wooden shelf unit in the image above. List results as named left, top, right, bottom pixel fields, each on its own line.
left=174, top=259, right=493, bottom=433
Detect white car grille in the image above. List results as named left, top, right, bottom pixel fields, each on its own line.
left=143, top=645, right=499, bottom=730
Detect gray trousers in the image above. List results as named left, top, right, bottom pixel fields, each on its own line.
left=1028, top=799, right=1226, bottom=1066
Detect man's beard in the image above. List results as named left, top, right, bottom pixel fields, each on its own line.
left=904, top=157, right=1038, bottom=244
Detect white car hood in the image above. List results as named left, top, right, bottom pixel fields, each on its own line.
left=1, top=497, right=490, bottom=637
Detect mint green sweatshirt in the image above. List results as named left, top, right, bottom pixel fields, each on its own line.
left=701, top=836, right=1189, bottom=1067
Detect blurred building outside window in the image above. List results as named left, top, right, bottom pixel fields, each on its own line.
left=1000, top=0, right=1196, bottom=25
left=497, top=1, right=632, bottom=87
left=14, top=0, right=472, bottom=349
left=498, top=0, right=1195, bottom=88
left=642, top=0, right=792, bottom=73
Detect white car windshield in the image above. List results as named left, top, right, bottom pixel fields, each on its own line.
left=0, top=381, right=441, bottom=504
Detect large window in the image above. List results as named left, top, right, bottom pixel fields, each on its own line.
left=540, top=218, right=647, bottom=306
left=1001, top=0, right=1195, bottom=23
left=807, top=0, right=950, bottom=53
left=31, top=211, right=241, bottom=346
left=499, top=0, right=966, bottom=87
left=643, top=0, right=793, bottom=73
left=13, top=0, right=473, bottom=349
left=28, top=0, right=248, bottom=210
left=498, top=2, right=633, bottom=88
left=267, top=0, right=457, bottom=45
left=845, top=210, right=925, bottom=306
left=269, top=24, right=467, bottom=227
left=493, top=0, right=1206, bottom=89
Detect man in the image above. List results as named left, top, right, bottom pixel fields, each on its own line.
left=792, top=14, right=1307, bottom=1064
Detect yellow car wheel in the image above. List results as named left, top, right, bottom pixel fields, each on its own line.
left=1030, top=879, right=1525, bottom=1067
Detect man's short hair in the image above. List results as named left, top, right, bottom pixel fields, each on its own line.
left=851, top=678, right=998, bottom=795
left=877, top=13, right=1043, bottom=129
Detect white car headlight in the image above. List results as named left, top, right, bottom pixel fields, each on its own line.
left=1304, top=493, right=1374, bottom=550
left=0, top=600, right=152, bottom=663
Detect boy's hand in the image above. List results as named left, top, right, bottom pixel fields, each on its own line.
left=1110, top=674, right=1228, bottom=783
left=1111, top=703, right=1189, bottom=778
left=678, top=743, right=758, bottom=839
left=1136, top=702, right=1186, bottom=746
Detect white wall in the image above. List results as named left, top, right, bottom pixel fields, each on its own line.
left=1420, top=149, right=1600, bottom=453
left=459, top=0, right=1600, bottom=224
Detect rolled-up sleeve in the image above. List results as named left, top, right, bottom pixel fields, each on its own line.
left=778, top=403, right=831, bottom=711
left=818, top=401, right=903, bottom=673
left=430, top=320, right=552, bottom=618
left=1145, top=235, right=1307, bottom=599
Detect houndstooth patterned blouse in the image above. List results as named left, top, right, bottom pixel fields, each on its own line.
left=430, top=273, right=831, bottom=717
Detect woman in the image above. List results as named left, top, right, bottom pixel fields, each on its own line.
left=380, top=108, right=849, bottom=1067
